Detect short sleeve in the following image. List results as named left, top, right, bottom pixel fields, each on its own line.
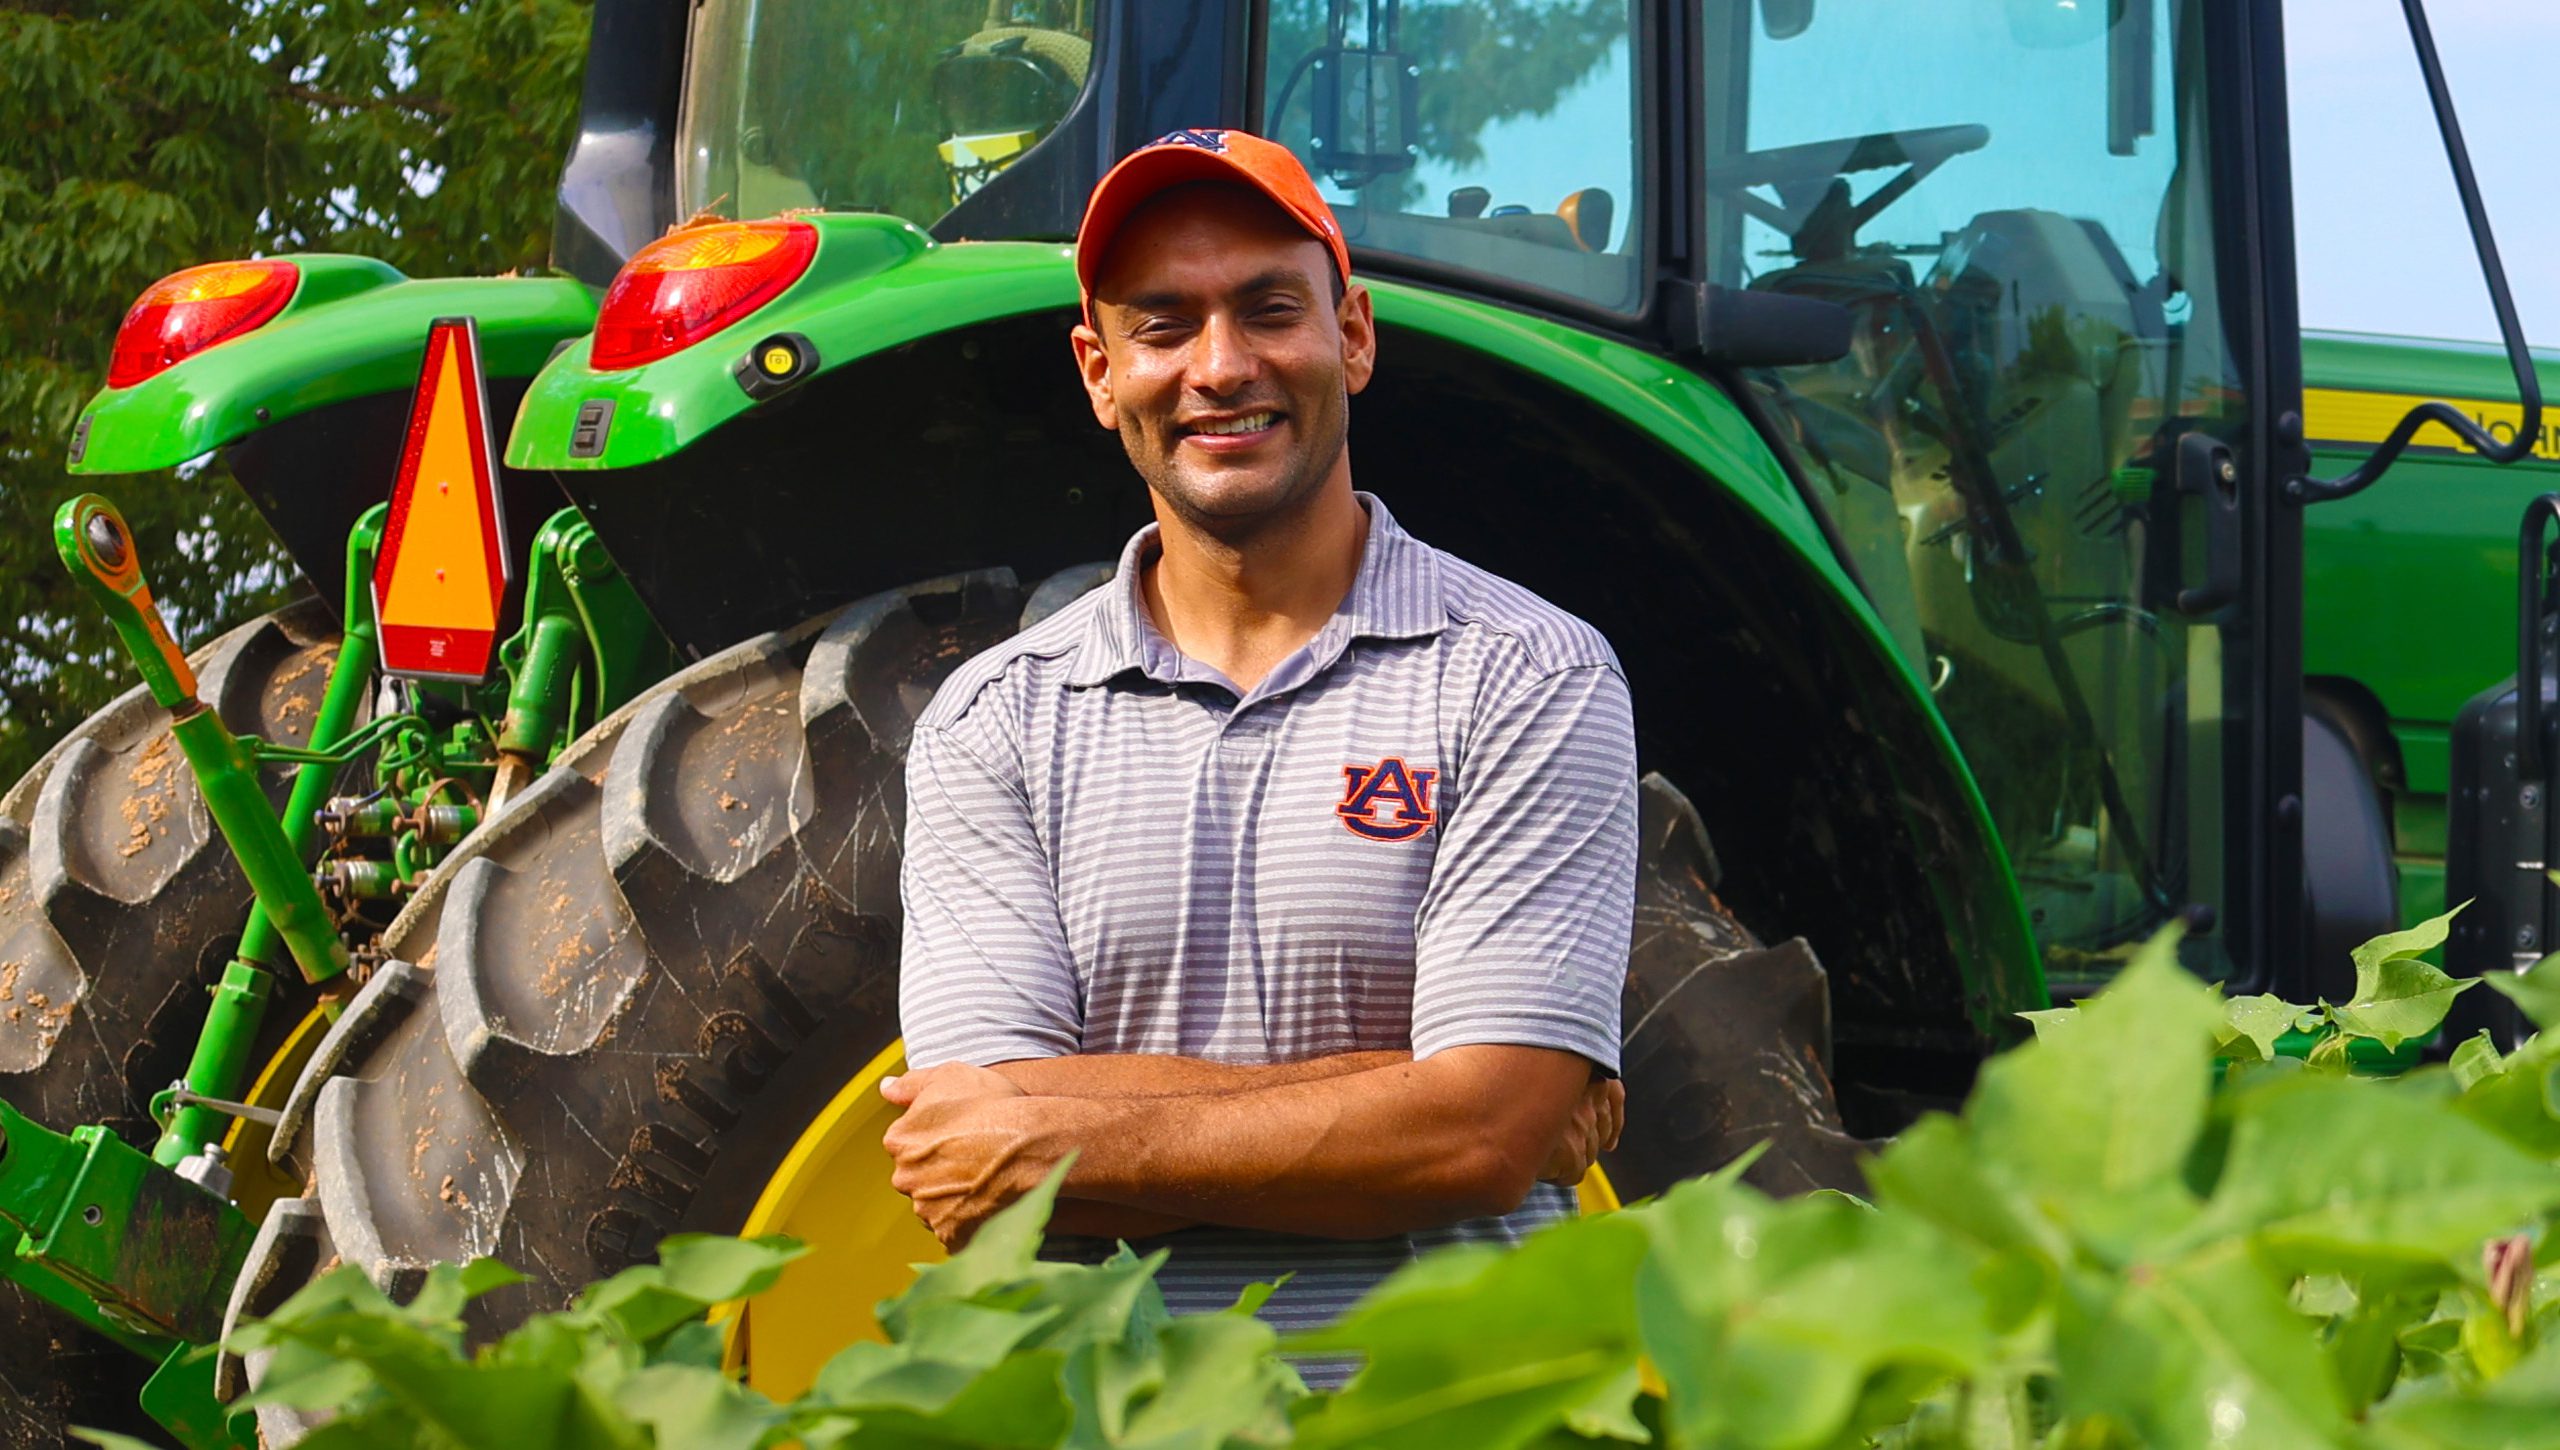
left=898, top=721, right=1084, bottom=1068
left=1410, top=663, right=1635, bottom=1072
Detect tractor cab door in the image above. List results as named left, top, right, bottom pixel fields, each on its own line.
left=1705, top=0, right=2305, bottom=994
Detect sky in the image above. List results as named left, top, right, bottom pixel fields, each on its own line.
left=2287, top=0, right=2560, bottom=345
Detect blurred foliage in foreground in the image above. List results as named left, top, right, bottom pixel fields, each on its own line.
left=0, top=0, right=590, bottom=783
left=126, top=907, right=2560, bottom=1449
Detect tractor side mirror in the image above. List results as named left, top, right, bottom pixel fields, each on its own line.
left=1308, top=46, right=1419, bottom=188
left=1759, top=0, right=1813, bottom=40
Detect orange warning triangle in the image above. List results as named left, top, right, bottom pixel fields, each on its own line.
left=373, top=317, right=510, bottom=682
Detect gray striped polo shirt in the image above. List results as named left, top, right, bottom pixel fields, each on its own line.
left=898, top=492, right=1636, bottom=1345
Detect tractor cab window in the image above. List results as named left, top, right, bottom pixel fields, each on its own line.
left=1709, top=0, right=2247, bottom=987
left=679, top=0, right=1095, bottom=226
left=1260, top=0, right=1645, bottom=315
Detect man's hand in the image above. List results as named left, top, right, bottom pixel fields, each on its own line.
left=881, top=1062, right=1052, bottom=1250
left=1538, top=1077, right=1624, bottom=1186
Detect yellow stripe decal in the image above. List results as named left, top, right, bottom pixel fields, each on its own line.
left=2303, top=386, right=2560, bottom=462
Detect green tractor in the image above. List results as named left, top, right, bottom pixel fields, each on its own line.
left=5, top=0, right=2544, bottom=1443
left=2297, top=332, right=2560, bottom=937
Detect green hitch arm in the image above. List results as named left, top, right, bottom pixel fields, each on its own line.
left=55, top=497, right=351, bottom=996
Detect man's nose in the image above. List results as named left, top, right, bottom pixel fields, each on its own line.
left=1187, top=312, right=1260, bottom=395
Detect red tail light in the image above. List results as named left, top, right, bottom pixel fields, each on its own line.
left=105, top=260, right=300, bottom=388
left=590, top=221, right=819, bottom=371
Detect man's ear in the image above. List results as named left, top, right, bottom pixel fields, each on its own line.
left=1338, top=282, right=1378, bottom=396
left=1070, top=321, right=1119, bottom=431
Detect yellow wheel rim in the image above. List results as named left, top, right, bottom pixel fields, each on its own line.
left=219, top=1004, right=334, bottom=1220
left=722, top=1039, right=944, bottom=1398
left=718, top=1036, right=1622, bottom=1397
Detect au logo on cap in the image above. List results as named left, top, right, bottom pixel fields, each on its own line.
left=372, top=317, right=510, bottom=682
left=1150, top=127, right=1232, bottom=153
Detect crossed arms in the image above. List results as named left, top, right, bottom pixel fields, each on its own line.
left=882, top=1045, right=1624, bottom=1248
left=886, top=660, right=1639, bottom=1248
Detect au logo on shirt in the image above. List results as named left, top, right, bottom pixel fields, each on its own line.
left=1338, top=758, right=1438, bottom=841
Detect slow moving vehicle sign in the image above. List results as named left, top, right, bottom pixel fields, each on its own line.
left=373, top=316, right=511, bottom=681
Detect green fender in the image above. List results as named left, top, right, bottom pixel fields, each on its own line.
left=69, top=257, right=597, bottom=475
left=508, top=216, right=1051, bottom=470
left=507, top=218, right=2045, bottom=1032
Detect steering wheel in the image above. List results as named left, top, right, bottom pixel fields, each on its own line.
left=1705, top=124, right=1990, bottom=259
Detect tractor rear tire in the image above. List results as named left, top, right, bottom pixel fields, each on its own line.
left=242, top=570, right=1860, bottom=1435
left=275, top=572, right=1029, bottom=1323
left=0, top=598, right=343, bottom=1450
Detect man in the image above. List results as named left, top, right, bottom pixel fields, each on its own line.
left=884, top=127, right=1637, bottom=1351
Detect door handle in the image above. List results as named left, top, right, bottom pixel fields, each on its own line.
left=2175, top=432, right=2242, bottom=615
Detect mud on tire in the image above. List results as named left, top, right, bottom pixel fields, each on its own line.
left=0, top=598, right=342, bottom=1450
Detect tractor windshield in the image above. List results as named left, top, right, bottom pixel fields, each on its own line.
left=1708, top=0, right=2250, bottom=985
left=1260, top=0, right=1646, bottom=315
left=678, top=0, right=1095, bottom=226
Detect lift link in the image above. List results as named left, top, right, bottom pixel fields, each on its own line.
left=53, top=496, right=376, bottom=1174
left=56, top=497, right=354, bottom=991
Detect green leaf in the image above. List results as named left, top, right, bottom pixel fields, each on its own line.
left=650, top=1318, right=731, bottom=1370
left=804, top=1350, right=1074, bottom=1449
left=613, top=1362, right=781, bottom=1450
left=2449, top=1031, right=2507, bottom=1092
left=2368, top=1332, right=2560, bottom=1448
left=652, top=1234, right=809, bottom=1304
left=2219, top=994, right=2301, bottom=1062
left=1966, top=926, right=2223, bottom=1237
left=575, top=1235, right=808, bottom=1347
left=2325, top=1289, right=2434, bottom=1414
left=1227, top=1275, right=1291, bottom=1317
left=2333, top=954, right=2479, bottom=1052
left=2351, top=903, right=2466, bottom=982
left=1063, top=1310, right=1300, bottom=1449
left=68, top=1431, right=167, bottom=1449
left=1637, top=1189, right=1996, bottom=1450
left=1010, top=1245, right=1170, bottom=1356
left=877, top=1160, right=1071, bottom=1343
left=2185, top=1073, right=2560, bottom=1287
left=2457, top=1032, right=2560, bottom=1155
left=2052, top=1239, right=2353, bottom=1448
left=2486, top=949, right=2560, bottom=1032
left=2016, top=1007, right=2079, bottom=1042
left=1864, top=1113, right=2067, bottom=1285
left=1292, top=1212, right=1651, bottom=1450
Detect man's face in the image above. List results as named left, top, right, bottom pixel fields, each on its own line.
left=1072, top=184, right=1376, bottom=538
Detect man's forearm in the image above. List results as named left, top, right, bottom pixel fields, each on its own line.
left=998, top=1051, right=1408, bottom=1241
left=990, top=1050, right=1409, bottom=1099
left=1029, top=1046, right=1586, bottom=1240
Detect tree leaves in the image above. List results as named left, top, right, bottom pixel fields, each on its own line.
left=0, top=0, right=588, bottom=784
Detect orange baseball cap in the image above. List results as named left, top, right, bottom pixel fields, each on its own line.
left=1074, top=128, right=1352, bottom=324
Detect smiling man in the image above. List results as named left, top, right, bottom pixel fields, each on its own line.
left=883, top=129, right=1637, bottom=1363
